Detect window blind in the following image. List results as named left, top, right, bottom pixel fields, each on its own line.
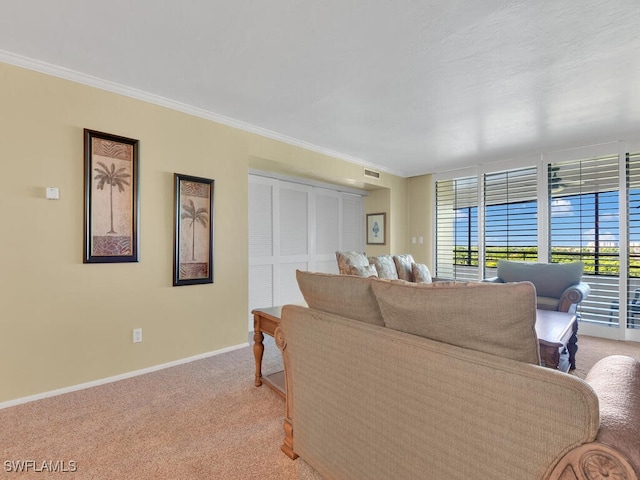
left=435, top=176, right=478, bottom=281
left=483, top=167, right=538, bottom=278
left=627, top=152, right=640, bottom=329
left=549, top=154, right=620, bottom=324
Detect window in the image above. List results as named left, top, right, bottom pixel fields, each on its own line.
left=549, top=155, right=620, bottom=325
left=627, top=152, right=640, bottom=328
left=435, top=176, right=478, bottom=281
left=435, top=146, right=640, bottom=340
left=483, top=167, right=538, bottom=277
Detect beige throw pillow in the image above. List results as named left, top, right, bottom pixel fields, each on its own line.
left=368, top=255, right=399, bottom=279
left=348, top=264, right=378, bottom=278
left=393, top=254, right=415, bottom=281
left=335, top=251, right=369, bottom=275
left=296, top=270, right=385, bottom=326
left=371, top=280, right=540, bottom=364
left=411, top=262, right=432, bottom=283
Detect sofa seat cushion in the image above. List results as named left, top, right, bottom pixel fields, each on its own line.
left=296, top=270, right=385, bottom=326
left=496, top=260, right=584, bottom=298
left=335, top=251, right=369, bottom=275
left=371, top=280, right=540, bottom=364
left=369, top=255, right=399, bottom=279
left=393, top=254, right=415, bottom=281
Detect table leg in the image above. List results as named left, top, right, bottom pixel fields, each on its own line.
left=253, top=317, right=264, bottom=387
left=567, top=318, right=578, bottom=370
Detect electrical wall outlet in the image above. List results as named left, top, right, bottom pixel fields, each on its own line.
left=133, top=328, right=143, bottom=343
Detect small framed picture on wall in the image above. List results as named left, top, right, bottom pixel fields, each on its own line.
left=366, top=212, right=386, bottom=245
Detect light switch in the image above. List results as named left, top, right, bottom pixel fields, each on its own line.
left=418, top=236, right=424, bottom=244
left=46, top=187, right=60, bottom=200
left=411, top=237, right=417, bottom=244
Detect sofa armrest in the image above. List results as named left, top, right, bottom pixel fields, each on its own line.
left=545, top=355, right=640, bottom=480
left=557, top=281, right=591, bottom=313
left=586, top=355, right=640, bottom=476
left=482, top=276, right=504, bottom=283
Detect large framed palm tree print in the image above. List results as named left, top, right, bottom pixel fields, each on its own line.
left=83, top=129, right=139, bottom=263
left=173, top=173, right=214, bottom=286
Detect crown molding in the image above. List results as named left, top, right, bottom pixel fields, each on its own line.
left=0, top=49, right=404, bottom=177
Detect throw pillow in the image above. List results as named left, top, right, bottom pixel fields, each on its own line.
left=296, top=270, right=385, bottom=326
left=411, top=262, right=432, bottom=283
left=393, top=254, right=415, bottom=281
left=368, top=255, right=399, bottom=279
left=371, top=280, right=540, bottom=365
left=348, top=264, right=379, bottom=278
left=335, top=251, right=369, bottom=275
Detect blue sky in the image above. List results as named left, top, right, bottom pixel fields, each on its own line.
left=455, top=190, right=625, bottom=247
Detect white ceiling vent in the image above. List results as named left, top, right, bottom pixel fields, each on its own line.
left=363, top=168, right=380, bottom=180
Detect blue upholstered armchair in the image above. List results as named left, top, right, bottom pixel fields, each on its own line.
left=484, top=260, right=591, bottom=314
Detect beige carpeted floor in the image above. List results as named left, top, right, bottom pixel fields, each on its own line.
left=1, top=334, right=638, bottom=479
left=570, top=334, right=640, bottom=379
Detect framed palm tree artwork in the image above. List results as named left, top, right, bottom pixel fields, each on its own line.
left=173, top=173, right=214, bottom=286
left=83, top=129, right=140, bottom=263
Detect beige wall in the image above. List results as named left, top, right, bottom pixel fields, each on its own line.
left=0, top=62, right=409, bottom=403
left=407, top=175, right=434, bottom=268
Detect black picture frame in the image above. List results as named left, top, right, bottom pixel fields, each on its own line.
left=83, top=129, right=140, bottom=263
left=173, top=173, right=215, bottom=286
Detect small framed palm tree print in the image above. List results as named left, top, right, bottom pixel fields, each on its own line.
left=173, top=173, right=214, bottom=286
left=83, top=129, right=140, bottom=263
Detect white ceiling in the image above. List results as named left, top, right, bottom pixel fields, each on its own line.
left=2, top=1, right=640, bottom=177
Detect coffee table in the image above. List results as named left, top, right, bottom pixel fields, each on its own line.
left=535, top=309, right=578, bottom=372
left=252, top=306, right=285, bottom=398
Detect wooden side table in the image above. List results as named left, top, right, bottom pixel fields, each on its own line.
left=252, top=306, right=285, bottom=398
left=535, top=309, right=578, bottom=372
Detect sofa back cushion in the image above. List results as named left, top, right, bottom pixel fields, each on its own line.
left=335, top=251, right=369, bottom=275
left=496, top=260, right=584, bottom=299
left=296, top=270, right=385, bottom=326
left=371, top=280, right=540, bottom=364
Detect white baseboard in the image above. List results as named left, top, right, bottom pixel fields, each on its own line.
left=0, top=342, right=250, bottom=410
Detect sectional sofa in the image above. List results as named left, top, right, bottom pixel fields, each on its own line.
left=276, top=271, right=640, bottom=480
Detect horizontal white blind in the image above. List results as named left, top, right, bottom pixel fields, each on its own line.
left=627, top=152, right=640, bottom=329
left=549, top=155, right=619, bottom=272
left=549, top=154, right=620, bottom=325
left=435, top=176, right=478, bottom=281
left=483, top=167, right=538, bottom=276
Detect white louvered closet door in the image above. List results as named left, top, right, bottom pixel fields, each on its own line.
left=315, top=189, right=340, bottom=273
left=278, top=183, right=310, bottom=306
left=248, top=179, right=275, bottom=318
left=248, top=174, right=365, bottom=329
